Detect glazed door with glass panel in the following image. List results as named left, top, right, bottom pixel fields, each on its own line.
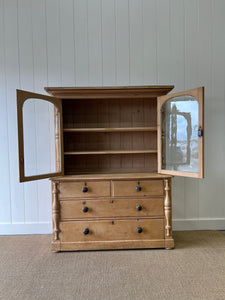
left=158, top=87, right=204, bottom=178
left=17, top=90, right=64, bottom=182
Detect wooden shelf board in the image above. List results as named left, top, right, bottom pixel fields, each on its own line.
left=63, top=127, right=157, bottom=133
left=50, top=172, right=172, bottom=180
left=64, top=150, right=157, bottom=155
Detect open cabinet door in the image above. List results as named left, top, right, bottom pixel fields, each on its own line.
left=158, top=87, right=204, bottom=178
left=17, top=90, right=64, bottom=182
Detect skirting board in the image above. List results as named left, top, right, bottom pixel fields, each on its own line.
left=0, top=222, right=52, bottom=235
left=173, top=218, right=225, bottom=230
left=0, top=219, right=225, bottom=235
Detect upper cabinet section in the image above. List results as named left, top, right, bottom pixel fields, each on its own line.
left=45, top=86, right=174, bottom=176
left=17, top=86, right=204, bottom=180
left=158, top=87, right=204, bottom=178
left=17, top=90, right=64, bottom=182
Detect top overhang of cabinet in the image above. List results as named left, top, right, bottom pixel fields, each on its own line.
left=44, top=85, right=174, bottom=99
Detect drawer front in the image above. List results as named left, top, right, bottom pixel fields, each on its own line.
left=60, top=219, right=164, bottom=242
left=112, top=180, right=164, bottom=197
left=59, top=181, right=110, bottom=198
left=60, top=198, right=164, bottom=220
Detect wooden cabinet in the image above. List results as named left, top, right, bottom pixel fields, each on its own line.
left=17, top=86, right=204, bottom=251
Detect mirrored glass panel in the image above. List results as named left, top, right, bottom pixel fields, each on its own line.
left=23, top=99, right=61, bottom=176
left=161, top=95, right=199, bottom=173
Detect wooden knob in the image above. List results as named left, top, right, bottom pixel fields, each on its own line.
left=82, top=206, right=88, bottom=213
left=136, top=204, right=142, bottom=211
left=136, top=227, right=142, bottom=233
left=136, top=186, right=141, bottom=192
left=82, top=187, right=88, bottom=193
left=83, top=228, right=89, bottom=235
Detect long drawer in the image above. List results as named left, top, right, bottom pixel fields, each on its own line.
left=59, top=181, right=110, bottom=198
left=112, top=180, right=164, bottom=197
left=60, top=198, right=164, bottom=219
left=60, top=219, right=164, bottom=243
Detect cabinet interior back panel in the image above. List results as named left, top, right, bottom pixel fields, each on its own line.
left=63, top=131, right=157, bottom=152
left=62, top=98, right=157, bottom=174
left=64, top=153, right=157, bottom=175
left=62, top=98, right=157, bottom=128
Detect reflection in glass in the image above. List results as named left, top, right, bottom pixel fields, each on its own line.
left=161, top=95, right=199, bottom=173
left=23, top=99, right=61, bottom=176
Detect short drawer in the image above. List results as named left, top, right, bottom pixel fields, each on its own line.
left=60, top=198, right=164, bottom=220
left=59, top=181, right=110, bottom=198
left=112, top=180, right=164, bottom=197
left=60, top=219, right=164, bottom=242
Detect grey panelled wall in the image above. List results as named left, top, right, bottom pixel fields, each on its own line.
left=0, top=0, right=225, bottom=234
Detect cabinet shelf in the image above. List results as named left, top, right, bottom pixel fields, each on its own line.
left=64, top=150, right=157, bottom=155
left=63, top=127, right=157, bottom=133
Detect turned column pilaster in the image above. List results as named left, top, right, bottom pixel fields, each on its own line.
left=52, top=181, right=60, bottom=241
left=164, top=179, right=173, bottom=240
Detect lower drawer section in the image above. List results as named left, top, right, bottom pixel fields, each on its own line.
left=60, top=218, right=164, bottom=243
left=60, top=198, right=164, bottom=219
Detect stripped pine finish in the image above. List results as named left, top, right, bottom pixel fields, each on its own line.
left=16, top=85, right=204, bottom=251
